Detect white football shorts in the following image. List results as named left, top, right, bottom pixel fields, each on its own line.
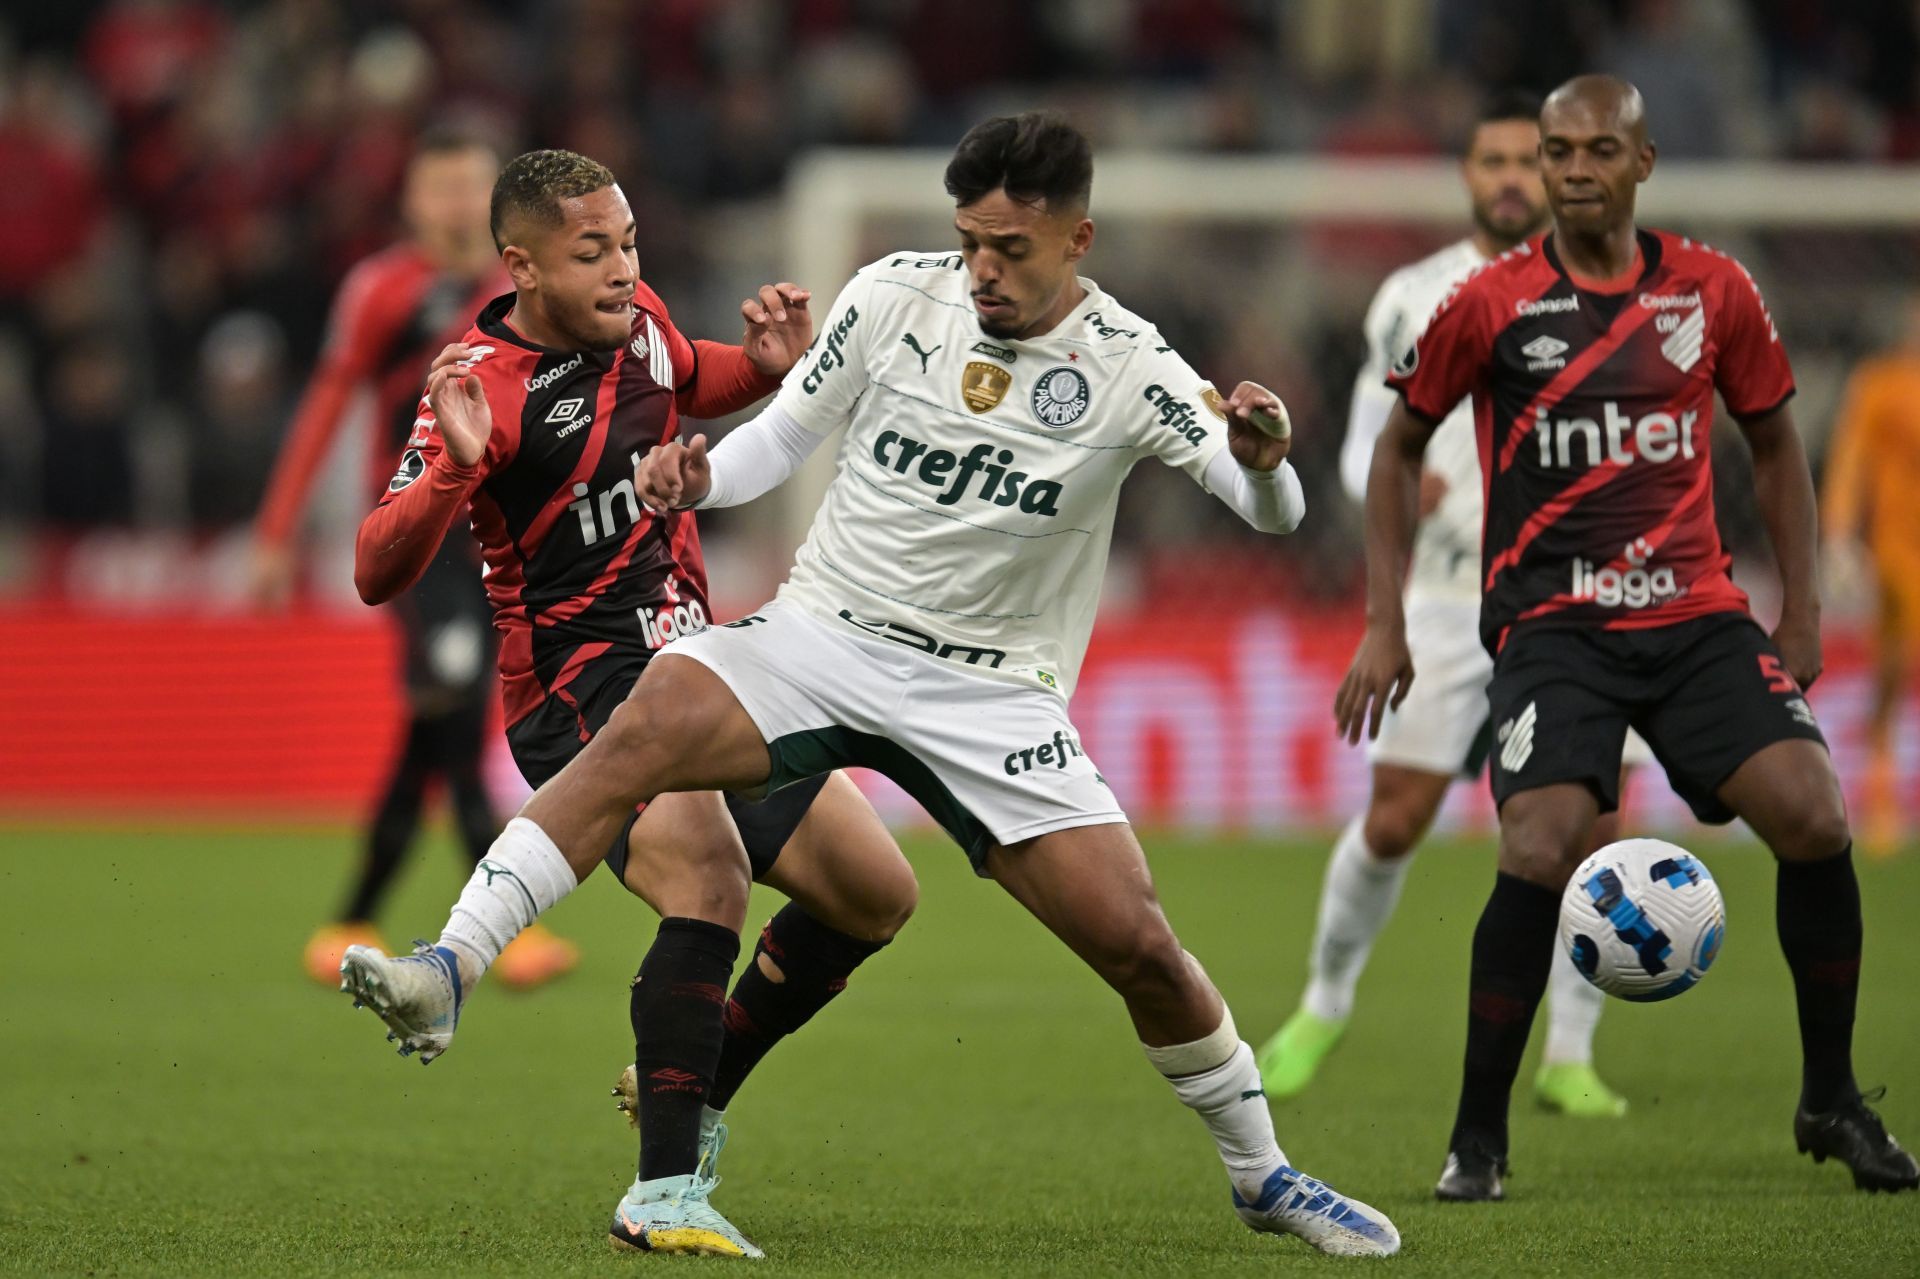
left=664, top=600, right=1126, bottom=869
left=1373, top=594, right=1651, bottom=776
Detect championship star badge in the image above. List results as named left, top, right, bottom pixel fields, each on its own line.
left=962, top=360, right=1013, bottom=413
left=1200, top=386, right=1229, bottom=419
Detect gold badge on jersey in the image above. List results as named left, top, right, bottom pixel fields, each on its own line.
left=1200, top=386, right=1229, bottom=419
left=962, top=360, right=1012, bottom=413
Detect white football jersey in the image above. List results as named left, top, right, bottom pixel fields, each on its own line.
left=1338, top=238, right=1486, bottom=601
left=769, top=251, right=1233, bottom=697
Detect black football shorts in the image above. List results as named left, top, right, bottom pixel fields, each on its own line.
left=505, top=648, right=826, bottom=879
left=1485, top=611, right=1828, bottom=823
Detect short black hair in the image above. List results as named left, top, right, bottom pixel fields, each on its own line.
left=489, top=148, right=616, bottom=250
left=944, top=112, right=1093, bottom=212
left=1470, top=89, right=1544, bottom=144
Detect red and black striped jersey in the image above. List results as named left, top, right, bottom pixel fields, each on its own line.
left=355, top=284, right=779, bottom=725
left=1388, top=227, right=1794, bottom=655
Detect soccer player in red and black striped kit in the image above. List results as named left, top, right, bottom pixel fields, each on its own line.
left=1339, top=75, right=1917, bottom=1198
left=345, top=149, right=918, bottom=1255
left=250, top=130, right=578, bottom=990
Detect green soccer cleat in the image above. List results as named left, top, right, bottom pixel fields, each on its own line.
left=1256, top=1009, right=1347, bottom=1100
left=609, top=1172, right=763, bottom=1258
left=1533, top=1062, right=1629, bottom=1118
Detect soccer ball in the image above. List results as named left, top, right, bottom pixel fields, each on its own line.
left=1558, top=838, right=1725, bottom=1002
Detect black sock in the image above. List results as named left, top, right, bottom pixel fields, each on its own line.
left=1450, top=872, right=1561, bottom=1154
left=1776, top=845, right=1862, bottom=1113
left=341, top=717, right=433, bottom=921
left=709, top=905, right=890, bottom=1112
left=633, top=917, right=740, bottom=1181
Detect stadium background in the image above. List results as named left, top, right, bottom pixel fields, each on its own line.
left=2, top=0, right=1918, bottom=838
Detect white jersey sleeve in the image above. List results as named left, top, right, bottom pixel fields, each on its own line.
left=770, top=269, right=881, bottom=435
left=1340, top=269, right=1416, bottom=504
left=1124, top=340, right=1232, bottom=486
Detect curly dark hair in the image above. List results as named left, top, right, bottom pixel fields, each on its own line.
left=489, top=148, right=616, bottom=250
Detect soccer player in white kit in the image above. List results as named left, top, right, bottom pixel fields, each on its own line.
left=352, top=112, right=1401, bottom=1257
left=1257, top=94, right=1643, bottom=1118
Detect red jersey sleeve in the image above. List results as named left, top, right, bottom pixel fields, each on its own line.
left=353, top=353, right=513, bottom=604
left=254, top=257, right=402, bottom=544
left=635, top=282, right=781, bottom=420
left=1385, top=275, right=1496, bottom=425
left=1713, top=259, right=1795, bottom=419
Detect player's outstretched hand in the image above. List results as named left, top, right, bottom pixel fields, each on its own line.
left=428, top=342, right=472, bottom=378
left=1221, top=381, right=1291, bottom=471
left=1333, top=622, right=1415, bottom=745
left=636, top=434, right=711, bottom=511
left=741, top=283, right=813, bottom=378
left=425, top=360, right=490, bottom=468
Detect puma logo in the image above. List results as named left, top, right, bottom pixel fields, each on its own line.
left=478, top=860, right=517, bottom=888
left=901, top=332, right=942, bottom=373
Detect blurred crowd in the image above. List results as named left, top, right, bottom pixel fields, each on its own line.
left=2, top=0, right=1917, bottom=603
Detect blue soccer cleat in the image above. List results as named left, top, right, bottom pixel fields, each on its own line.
left=339, top=941, right=464, bottom=1064
left=1234, top=1165, right=1401, bottom=1257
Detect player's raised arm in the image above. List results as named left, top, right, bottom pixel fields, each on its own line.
left=672, top=282, right=815, bottom=420
left=353, top=358, right=495, bottom=604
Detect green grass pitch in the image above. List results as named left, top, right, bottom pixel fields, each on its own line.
left=2, top=822, right=1915, bottom=1275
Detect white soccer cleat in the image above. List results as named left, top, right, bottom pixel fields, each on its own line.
left=608, top=1173, right=763, bottom=1258
left=1234, top=1165, right=1402, bottom=1257
left=339, top=941, right=464, bottom=1065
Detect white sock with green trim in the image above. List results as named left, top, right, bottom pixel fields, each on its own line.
left=1145, top=1009, right=1284, bottom=1201
left=437, top=817, right=578, bottom=986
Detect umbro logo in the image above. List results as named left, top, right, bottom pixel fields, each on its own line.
left=546, top=397, right=585, bottom=423
left=1498, top=701, right=1538, bottom=773
left=1521, top=335, right=1569, bottom=372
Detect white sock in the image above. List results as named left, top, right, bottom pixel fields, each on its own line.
left=1543, top=938, right=1605, bottom=1066
left=1301, top=817, right=1413, bottom=1022
left=438, top=817, right=578, bottom=986
left=1144, top=1010, right=1285, bottom=1201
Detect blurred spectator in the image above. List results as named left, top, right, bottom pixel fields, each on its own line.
left=188, top=311, right=291, bottom=528
left=38, top=337, right=137, bottom=528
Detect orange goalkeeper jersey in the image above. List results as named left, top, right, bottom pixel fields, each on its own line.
left=1823, top=354, right=1920, bottom=568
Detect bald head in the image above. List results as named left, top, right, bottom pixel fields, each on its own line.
left=1538, top=74, right=1656, bottom=243
left=1542, top=74, right=1649, bottom=147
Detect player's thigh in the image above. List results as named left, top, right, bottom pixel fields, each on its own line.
left=1636, top=613, right=1830, bottom=828
left=1714, top=739, right=1850, bottom=864
left=1364, top=763, right=1456, bottom=858
left=592, top=652, right=775, bottom=794
left=984, top=822, right=1188, bottom=988
left=619, top=789, right=754, bottom=929
left=755, top=771, right=919, bottom=942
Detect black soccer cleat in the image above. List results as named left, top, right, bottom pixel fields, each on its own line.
left=1434, top=1139, right=1508, bottom=1202
left=1795, top=1088, right=1920, bottom=1192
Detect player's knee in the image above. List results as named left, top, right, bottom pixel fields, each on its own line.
left=1767, top=793, right=1852, bottom=863
left=1098, top=924, right=1190, bottom=1000
left=1361, top=805, right=1425, bottom=860
left=1499, top=813, right=1588, bottom=888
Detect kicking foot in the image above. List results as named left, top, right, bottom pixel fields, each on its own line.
left=1795, top=1088, right=1920, bottom=1192
left=304, top=921, right=386, bottom=986
left=1255, top=1009, right=1347, bottom=1101
left=1234, top=1165, right=1400, bottom=1257
left=493, top=922, right=579, bottom=989
left=339, top=942, right=463, bottom=1064
left=609, top=1173, right=763, bottom=1258
left=1534, top=1062, right=1629, bottom=1118
left=1434, top=1137, right=1508, bottom=1202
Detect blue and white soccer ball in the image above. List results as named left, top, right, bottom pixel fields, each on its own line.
left=1558, top=838, right=1725, bottom=1002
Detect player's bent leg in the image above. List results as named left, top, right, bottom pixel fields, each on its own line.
left=987, top=823, right=1397, bottom=1257
left=1262, top=763, right=1454, bottom=1099
left=756, top=772, right=919, bottom=943
left=1716, top=740, right=1918, bottom=1192
left=1438, top=784, right=1597, bottom=1202
left=1534, top=801, right=1628, bottom=1119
